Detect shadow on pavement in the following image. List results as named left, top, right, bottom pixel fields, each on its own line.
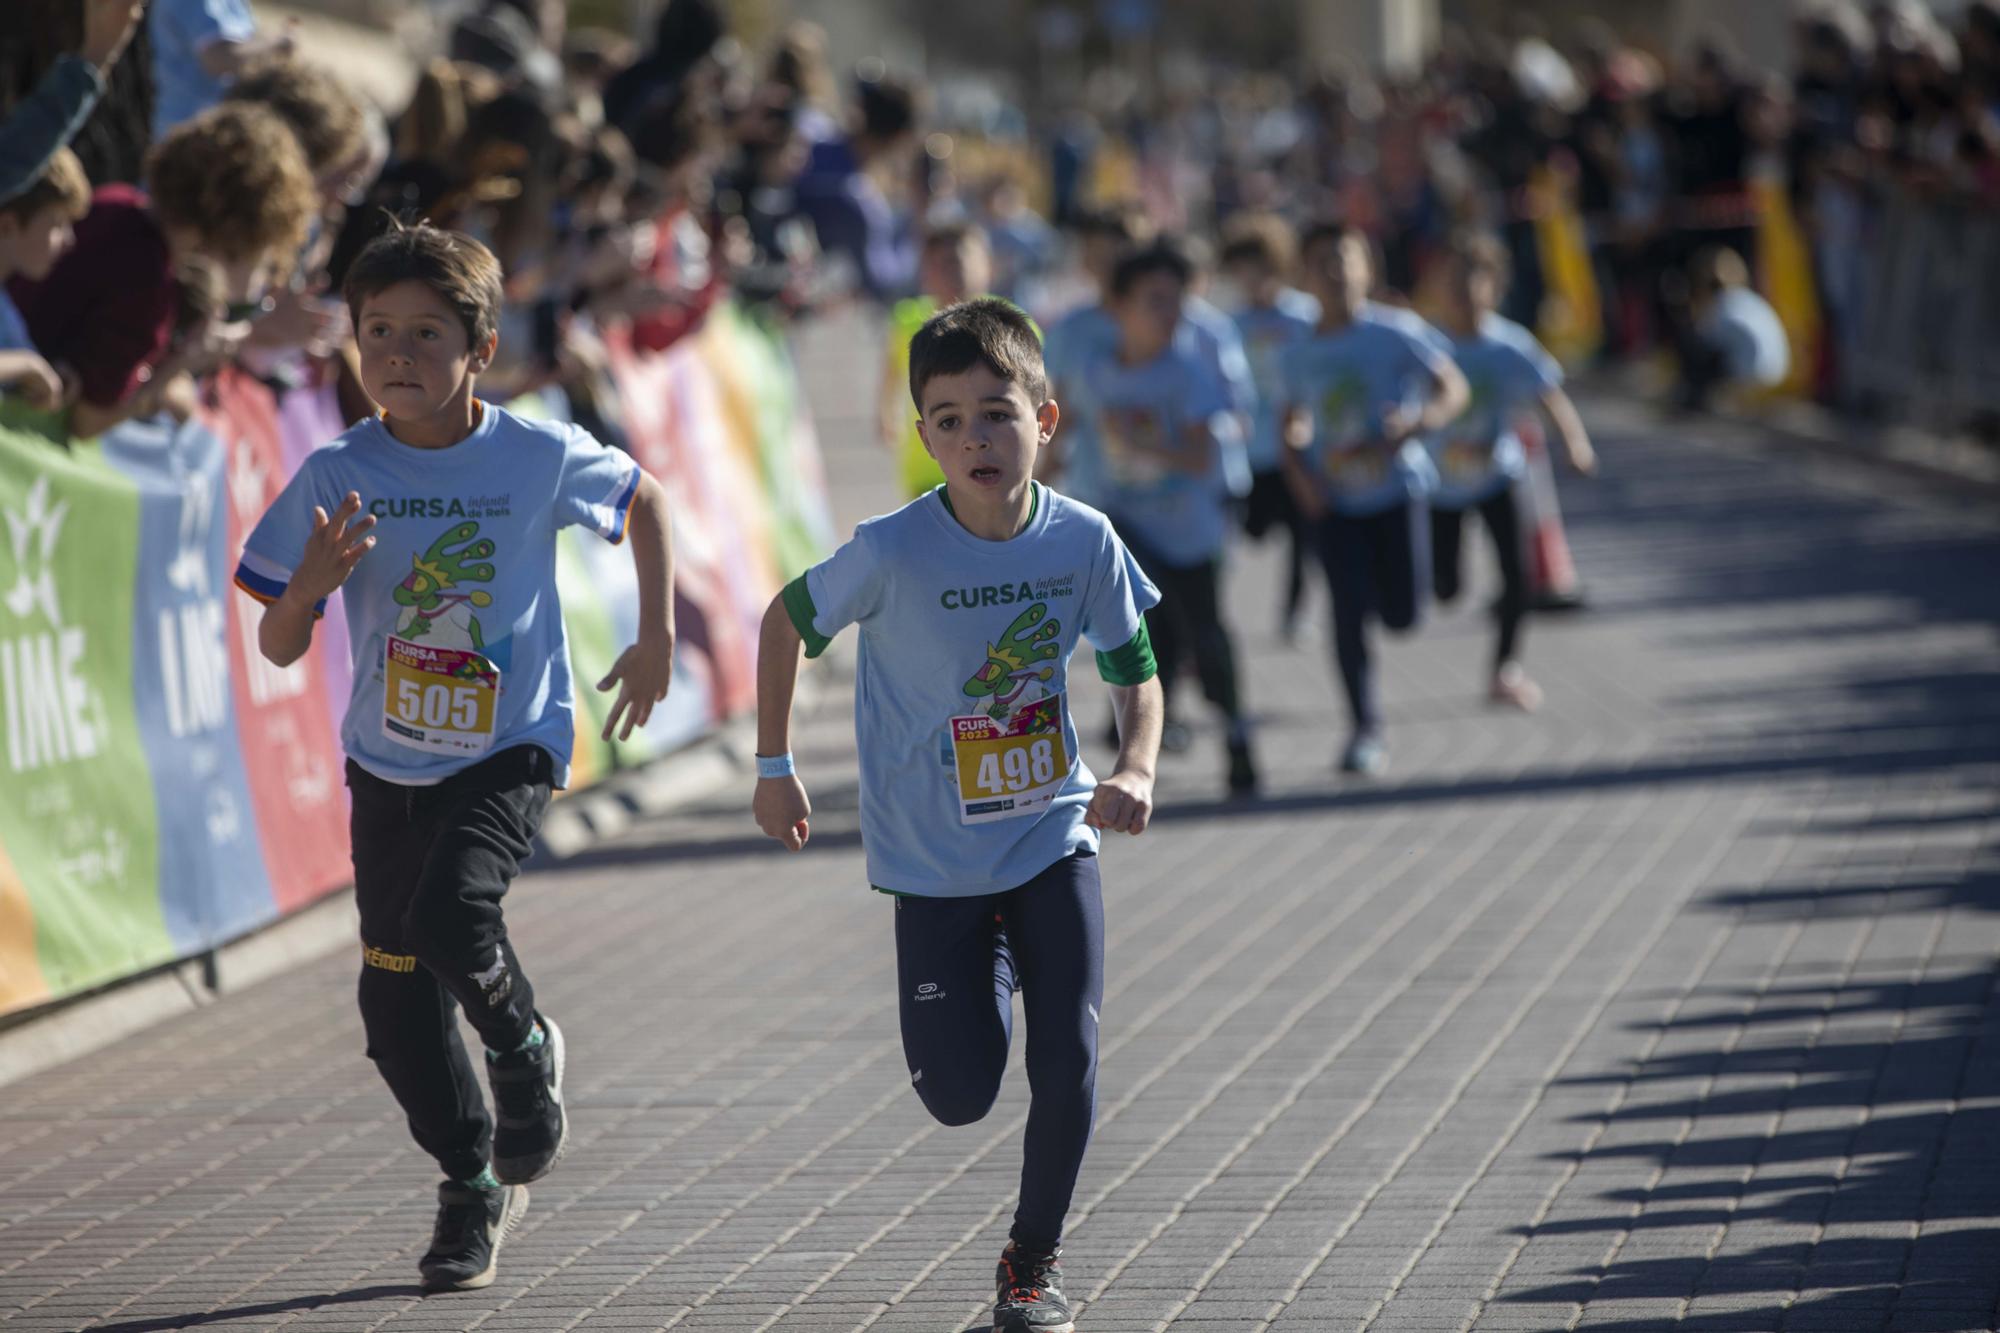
left=84, top=1284, right=425, bottom=1332
left=1495, top=957, right=2000, bottom=1331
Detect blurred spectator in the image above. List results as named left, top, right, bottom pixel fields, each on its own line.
left=0, top=0, right=145, bottom=203
left=1678, top=245, right=1788, bottom=409
left=601, top=0, right=726, bottom=137
left=0, top=146, right=90, bottom=410
left=149, top=0, right=296, bottom=138
left=793, top=70, right=924, bottom=302
left=11, top=101, right=315, bottom=433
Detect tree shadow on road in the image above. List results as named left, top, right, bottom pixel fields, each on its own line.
left=83, top=1283, right=424, bottom=1332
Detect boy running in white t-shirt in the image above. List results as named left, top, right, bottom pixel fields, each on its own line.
left=753, top=297, right=1165, bottom=1333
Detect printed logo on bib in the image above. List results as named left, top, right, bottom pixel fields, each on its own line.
left=381, top=519, right=502, bottom=755
left=1327, top=447, right=1387, bottom=493
left=1442, top=440, right=1493, bottom=483
left=950, top=603, right=1073, bottom=824
left=1099, top=405, right=1173, bottom=487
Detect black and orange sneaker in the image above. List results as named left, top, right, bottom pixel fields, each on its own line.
left=994, top=1243, right=1075, bottom=1333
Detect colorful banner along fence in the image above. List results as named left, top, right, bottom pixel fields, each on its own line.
left=0, top=302, right=832, bottom=1017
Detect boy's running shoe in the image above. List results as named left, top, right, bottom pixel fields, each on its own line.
left=1226, top=737, right=1258, bottom=795
left=419, top=1181, right=527, bottom=1292
left=994, top=1243, right=1075, bottom=1333
left=1339, top=733, right=1388, bottom=776
left=1489, top=664, right=1544, bottom=713
left=489, top=1013, right=568, bottom=1184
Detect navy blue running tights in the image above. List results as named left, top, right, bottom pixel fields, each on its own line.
left=894, top=850, right=1104, bottom=1254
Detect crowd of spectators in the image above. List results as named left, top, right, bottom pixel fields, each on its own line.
left=0, top=0, right=962, bottom=450
left=0, top=0, right=1995, bottom=448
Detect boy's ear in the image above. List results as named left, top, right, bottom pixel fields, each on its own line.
left=470, top=330, right=499, bottom=374
left=915, top=413, right=937, bottom=459
left=1036, top=398, right=1059, bottom=445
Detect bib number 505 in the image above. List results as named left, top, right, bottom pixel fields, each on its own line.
left=975, top=737, right=1059, bottom=794
left=395, top=678, right=483, bottom=731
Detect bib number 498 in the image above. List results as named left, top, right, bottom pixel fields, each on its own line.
left=974, top=737, right=1059, bottom=794
left=395, top=678, right=483, bottom=731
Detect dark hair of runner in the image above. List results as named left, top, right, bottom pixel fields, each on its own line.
left=908, top=296, right=1047, bottom=411
left=1109, top=239, right=1193, bottom=298
left=342, top=217, right=506, bottom=348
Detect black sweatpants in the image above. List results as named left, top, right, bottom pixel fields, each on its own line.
left=1431, top=482, right=1529, bottom=674
left=1112, top=519, right=1244, bottom=722
left=348, top=744, right=553, bottom=1182
left=1315, top=501, right=1429, bottom=734
left=894, top=850, right=1104, bottom=1254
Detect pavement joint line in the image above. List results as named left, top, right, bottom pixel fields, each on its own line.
left=633, top=792, right=1357, bottom=1333
left=1073, top=733, right=1585, bottom=1312
left=856, top=716, right=1544, bottom=1327
left=1340, top=789, right=1774, bottom=1332
left=1142, top=779, right=1694, bottom=1331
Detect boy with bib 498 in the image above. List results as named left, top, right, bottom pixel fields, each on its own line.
left=236, top=221, right=676, bottom=1292
left=753, top=297, right=1165, bottom=1333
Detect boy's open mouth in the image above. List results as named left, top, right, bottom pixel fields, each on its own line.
left=969, top=465, right=1002, bottom=483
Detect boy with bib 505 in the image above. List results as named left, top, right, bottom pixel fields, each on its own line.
left=753, top=297, right=1165, bottom=1333
left=236, top=220, right=676, bottom=1292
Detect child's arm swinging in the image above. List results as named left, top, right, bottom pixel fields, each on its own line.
left=751, top=593, right=812, bottom=851
left=256, top=490, right=375, bottom=668
left=1088, top=675, right=1161, bottom=835
left=596, top=471, right=676, bottom=741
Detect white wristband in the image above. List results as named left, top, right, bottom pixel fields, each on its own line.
left=755, top=752, right=795, bottom=780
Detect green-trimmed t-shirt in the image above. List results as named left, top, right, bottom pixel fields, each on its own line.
left=785, top=483, right=1160, bottom=897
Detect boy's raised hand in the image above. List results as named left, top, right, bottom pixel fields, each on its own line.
left=597, top=642, right=673, bottom=742
left=1085, top=770, right=1153, bottom=836
left=753, top=775, right=812, bottom=851
left=291, top=492, right=375, bottom=602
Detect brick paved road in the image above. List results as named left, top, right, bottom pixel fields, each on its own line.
left=1, top=316, right=1995, bottom=1332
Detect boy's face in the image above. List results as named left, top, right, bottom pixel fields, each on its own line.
left=921, top=237, right=991, bottom=303
left=1303, top=233, right=1372, bottom=308
left=355, top=280, right=496, bottom=419
left=0, top=205, right=77, bottom=282
left=1447, top=258, right=1500, bottom=318
left=1221, top=255, right=1277, bottom=305
left=916, top=362, right=1057, bottom=504
left=1111, top=269, right=1185, bottom=359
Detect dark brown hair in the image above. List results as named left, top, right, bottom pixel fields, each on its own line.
left=908, top=297, right=1046, bottom=411
left=0, top=146, right=89, bottom=223
left=1110, top=238, right=1193, bottom=298
left=145, top=103, right=317, bottom=263
left=342, top=218, right=505, bottom=347
left=1219, top=212, right=1297, bottom=272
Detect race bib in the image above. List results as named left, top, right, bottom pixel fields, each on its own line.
left=950, top=694, right=1072, bottom=825
left=1101, top=408, right=1172, bottom=487
left=382, top=635, right=500, bottom=756
left=1442, top=440, right=1493, bottom=483
left=1327, top=447, right=1387, bottom=494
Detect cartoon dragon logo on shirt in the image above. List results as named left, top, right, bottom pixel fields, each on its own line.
left=963, top=602, right=1063, bottom=733
left=393, top=521, right=496, bottom=651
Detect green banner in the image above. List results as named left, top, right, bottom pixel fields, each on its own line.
left=0, top=412, right=167, bottom=1001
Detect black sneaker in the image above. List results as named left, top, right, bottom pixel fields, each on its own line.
left=1227, top=737, right=1258, bottom=796
left=419, top=1181, right=528, bottom=1292
left=994, top=1243, right=1075, bottom=1333
left=488, top=1014, right=568, bottom=1185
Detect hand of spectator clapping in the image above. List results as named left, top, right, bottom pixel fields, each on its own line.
left=246, top=288, right=351, bottom=359
left=82, top=0, right=146, bottom=74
